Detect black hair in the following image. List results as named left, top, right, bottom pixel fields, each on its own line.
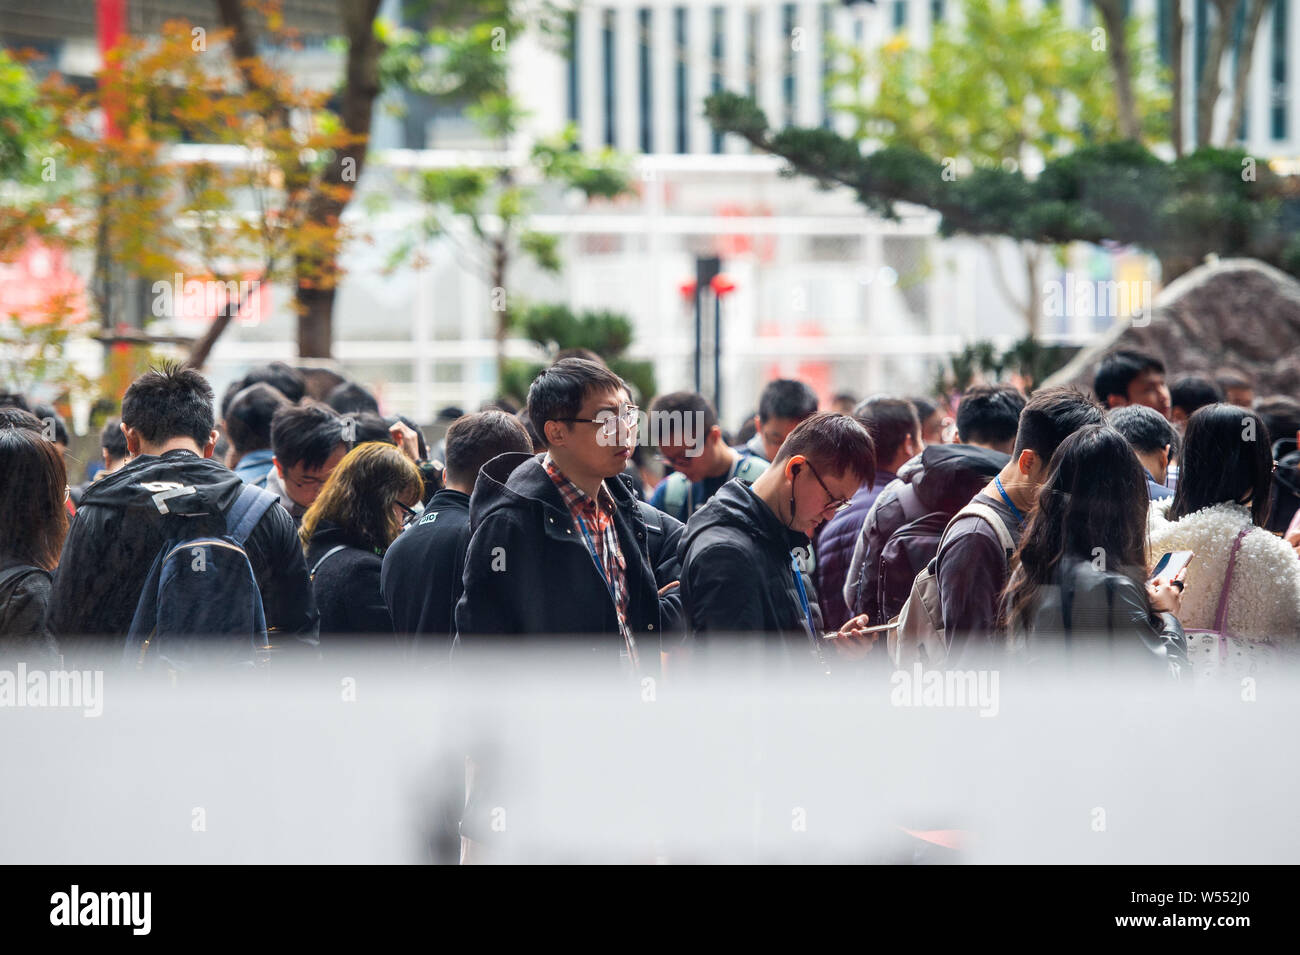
left=909, top=396, right=938, bottom=425
left=1169, top=375, right=1224, bottom=416
left=241, top=362, right=306, bottom=404
left=1170, top=404, right=1274, bottom=526
left=1002, top=425, right=1151, bottom=635
left=1256, top=396, right=1300, bottom=450
left=0, top=392, right=29, bottom=411
left=956, top=384, right=1026, bottom=447
left=0, top=407, right=42, bottom=432
left=121, top=362, right=216, bottom=447
left=481, top=397, right=520, bottom=415
left=757, top=379, right=818, bottom=423
left=270, top=400, right=346, bottom=471
left=851, top=396, right=919, bottom=465
left=343, top=411, right=396, bottom=448
left=444, top=410, right=535, bottom=486
left=772, top=412, right=876, bottom=488
left=224, top=383, right=291, bottom=454
left=436, top=405, right=465, bottom=421
left=100, top=417, right=128, bottom=460
left=1106, top=404, right=1179, bottom=456
left=29, top=403, right=69, bottom=446
left=1012, top=387, right=1107, bottom=463
left=526, top=357, right=627, bottom=446
left=649, top=391, right=718, bottom=444
left=1093, top=349, right=1166, bottom=404
left=515, top=409, right=546, bottom=453
left=326, top=380, right=380, bottom=415
left=1215, top=367, right=1253, bottom=394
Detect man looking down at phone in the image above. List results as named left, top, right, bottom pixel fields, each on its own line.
left=1000, top=426, right=1189, bottom=675
left=677, top=412, right=881, bottom=668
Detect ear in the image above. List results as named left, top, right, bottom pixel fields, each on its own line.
left=1106, top=395, right=1128, bottom=409
left=1160, top=444, right=1171, bottom=468
left=273, top=456, right=285, bottom=479
left=752, top=414, right=761, bottom=433
left=102, top=448, right=112, bottom=468
left=543, top=418, right=567, bottom=448
left=201, top=429, right=219, bottom=459
left=707, top=425, right=722, bottom=445
left=122, top=424, right=143, bottom=456
left=784, top=454, right=805, bottom=481
left=1016, top=449, right=1036, bottom=476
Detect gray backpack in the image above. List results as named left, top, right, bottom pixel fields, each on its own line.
left=887, top=500, right=1015, bottom=667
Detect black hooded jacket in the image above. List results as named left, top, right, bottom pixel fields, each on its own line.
left=677, top=478, right=824, bottom=666
left=846, top=444, right=1009, bottom=623
left=47, top=449, right=318, bottom=663
left=453, top=452, right=685, bottom=671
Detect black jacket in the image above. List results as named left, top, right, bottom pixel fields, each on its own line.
left=380, top=488, right=471, bottom=655
left=0, top=557, right=60, bottom=662
left=678, top=478, right=825, bottom=667
left=453, top=452, right=685, bottom=671
left=47, top=449, right=318, bottom=664
left=1014, top=557, right=1189, bottom=675
left=847, top=444, right=1009, bottom=623
left=304, top=520, right=394, bottom=639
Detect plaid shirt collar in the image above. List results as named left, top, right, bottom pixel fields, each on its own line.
left=542, top=453, right=616, bottom=518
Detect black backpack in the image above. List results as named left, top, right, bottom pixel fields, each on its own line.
left=876, top=510, right=953, bottom=624
left=124, top=484, right=279, bottom=673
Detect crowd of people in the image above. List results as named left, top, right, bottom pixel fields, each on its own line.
left=1, top=347, right=1299, bottom=681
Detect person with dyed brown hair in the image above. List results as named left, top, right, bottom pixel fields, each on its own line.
left=301, top=442, right=424, bottom=639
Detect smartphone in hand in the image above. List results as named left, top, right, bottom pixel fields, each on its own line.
left=1149, top=550, right=1195, bottom=582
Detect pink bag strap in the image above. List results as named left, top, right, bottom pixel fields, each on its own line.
left=1212, top=527, right=1251, bottom=649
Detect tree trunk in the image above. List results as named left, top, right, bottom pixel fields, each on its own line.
left=1196, top=0, right=1242, bottom=147
left=1096, top=0, right=1141, bottom=140
left=296, top=277, right=335, bottom=360
left=1171, top=0, right=1185, bottom=156
left=1225, top=0, right=1272, bottom=145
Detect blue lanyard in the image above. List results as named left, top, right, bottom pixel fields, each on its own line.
left=575, top=513, right=616, bottom=603
left=994, top=476, right=1025, bottom=526
left=791, top=552, right=816, bottom=639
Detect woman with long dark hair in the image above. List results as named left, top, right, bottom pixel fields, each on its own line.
left=300, top=442, right=424, bottom=638
left=1002, top=425, right=1187, bottom=673
left=0, top=428, right=68, bottom=658
left=1149, top=404, right=1300, bottom=666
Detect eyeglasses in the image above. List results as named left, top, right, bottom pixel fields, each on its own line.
left=397, top=502, right=421, bottom=527
left=555, top=405, right=640, bottom=436
left=802, top=460, right=852, bottom=515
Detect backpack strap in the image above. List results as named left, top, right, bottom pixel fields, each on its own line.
left=732, top=454, right=767, bottom=484
left=1212, top=527, right=1250, bottom=635
left=0, top=564, right=46, bottom=595
left=948, top=499, right=1016, bottom=557
left=311, top=545, right=348, bottom=580
left=226, top=484, right=279, bottom=546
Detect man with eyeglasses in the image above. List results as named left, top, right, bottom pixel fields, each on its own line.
left=676, top=412, right=881, bottom=669
left=648, top=391, right=768, bottom=523
left=266, top=401, right=350, bottom=524
left=455, top=358, right=687, bottom=672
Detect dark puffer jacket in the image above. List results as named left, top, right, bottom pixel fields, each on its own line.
left=453, top=452, right=685, bottom=673
left=813, top=469, right=895, bottom=631
left=304, top=520, right=393, bottom=639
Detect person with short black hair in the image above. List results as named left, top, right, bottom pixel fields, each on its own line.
left=327, top=380, right=381, bottom=416
left=815, top=397, right=920, bottom=630
left=1215, top=367, right=1254, bottom=408
left=70, top=418, right=131, bottom=506
left=1259, top=395, right=1300, bottom=536
left=844, top=384, right=1026, bottom=625
left=455, top=358, right=686, bottom=669
left=382, top=411, right=534, bottom=654
left=268, top=401, right=349, bottom=523
left=1107, top=405, right=1178, bottom=500
left=224, top=383, right=291, bottom=487
left=241, top=361, right=306, bottom=404
left=0, top=407, right=42, bottom=432
left=0, top=392, right=29, bottom=412
left=1168, top=375, right=1224, bottom=428
left=934, top=387, right=1106, bottom=664
left=47, top=362, right=318, bottom=662
left=909, top=396, right=947, bottom=446
left=830, top=392, right=858, bottom=415
left=1148, top=404, right=1300, bottom=659
left=30, top=403, right=69, bottom=452
left=648, top=391, right=768, bottom=523
left=741, top=378, right=819, bottom=462
left=678, top=412, right=881, bottom=665
left=1094, top=349, right=1171, bottom=419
